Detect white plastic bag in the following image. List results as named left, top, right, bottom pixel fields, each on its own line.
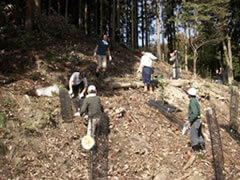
left=36, top=84, right=59, bottom=97
left=182, top=121, right=190, bottom=135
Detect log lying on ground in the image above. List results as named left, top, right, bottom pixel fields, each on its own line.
left=206, top=106, right=225, bottom=180
left=146, top=99, right=185, bottom=127
left=104, top=77, right=144, bottom=89
left=103, top=77, right=190, bottom=89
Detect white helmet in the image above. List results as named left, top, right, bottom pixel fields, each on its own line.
left=187, top=88, right=197, bottom=96
left=88, top=85, right=96, bottom=93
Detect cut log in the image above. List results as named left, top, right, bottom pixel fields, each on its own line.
left=59, top=88, right=72, bottom=121
left=229, top=85, right=239, bottom=131
left=146, top=99, right=185, bottom=127
left=206, top=106, right=225, bottom=180
left=104, top=77, right=144, bottom=89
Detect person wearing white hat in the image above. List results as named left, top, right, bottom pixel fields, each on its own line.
left=187, top=88, right=205, bottom=152
left=80, top=85, right=103, bottom=137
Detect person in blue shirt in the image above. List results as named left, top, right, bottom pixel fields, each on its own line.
left=93, top=34, right=112, bottom=76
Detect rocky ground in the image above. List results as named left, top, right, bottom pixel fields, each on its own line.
left=0, top=35, right=240, bottom=179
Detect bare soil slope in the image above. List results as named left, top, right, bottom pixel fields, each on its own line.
left=0, top=35, right=239, bottom=179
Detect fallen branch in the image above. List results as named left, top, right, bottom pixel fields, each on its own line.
left=146, top=99, right=185, bottom=128
left=183, top=154, right=196, bottom=170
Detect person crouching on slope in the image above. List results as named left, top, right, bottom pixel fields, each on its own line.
left=80, top=85, right=104, bottom=136
left=187, top=88, right=205, bottom=152
left=137, top=51, right=157, bottom=93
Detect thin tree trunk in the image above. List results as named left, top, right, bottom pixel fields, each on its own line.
left=84, top=0, right=88, bottom=35
left=193, top=48, right=198, bottom=75
left=126, top=0, right=130, bottom=44
left=95, top=0, right=97, bottom=31
left=65, top=0, right=69, bottom=22
left=25, top=0, right=33, bottom=30
left=156, top=0, right=161, bottom=60
left=34, top=0, right=41, bottom=17
left=134, top=0, right=138, bottom=48
left=78, top=0, right=82, bottom=27
left=145, top=0, right=149, bottom=48
left=131, top=0, right=134, bottom=48
left=100, top=0, right=103, bottom=35
left=141, top=0, right=144, bottom=47
left=116, top=0, right=120, bottom=41
left=160, top=0, right=165, bottom=61
left=184, top=25, right=188, bottom=71
left=112, top=0, right=116, bottom=46
left=223, top=36, right=234, bottom=85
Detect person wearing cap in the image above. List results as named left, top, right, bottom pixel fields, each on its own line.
left=93, top=34, right=112, bottom=76
left=137, top=51, right=157, bottom=93
left=67, top=72, right=88, bottom=99
left=80, top=85, right=104, bottom=136
left=169, top=50, right=181, bottom=79
left=187, top=87, right=205, bottom=152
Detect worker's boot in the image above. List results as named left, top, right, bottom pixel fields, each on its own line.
left=144, top=85, right=148, bottom=92
left=149, top=86, right=153, bottom=94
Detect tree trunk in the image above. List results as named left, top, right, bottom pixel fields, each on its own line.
left=160, top=0, right=165, bottom=61
left=25, top=0, right=33, bottom=30
left=116, top=0, right=120, bottom=41
left=193, top=48, right=198, bottom=75
left=184, top=25, right=188, bottom=71
left=34, top=0, right=41, bottom=17
left=145, top=0, right=149, bottom=48
left=131, top=0, right=137, bottom=48
left=78, top=0, right=82, bottom=27
left=65, top=0, right=69, bottom=22
left=112, top=0, right=116, bottom=46
left=100, top=0, right=103, bottom=35
left=84, top=0, right=88, bottom=35
left=223, top=36, right=234, bottom=85
left=141, top=0, right=144, bottom=47
left=95, top=0, right=98, bottom=34
left=126, top=0, right=130, bottom=44
left=156, top=0, right=161, bottom=60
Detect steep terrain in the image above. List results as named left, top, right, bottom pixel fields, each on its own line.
left=0, top=34, right=239, bottom=179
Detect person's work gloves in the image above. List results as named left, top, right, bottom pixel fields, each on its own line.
left=93, top=52, right=96, bottom=56
left=68, top=89, right=73, bottom=95
left=109, top=56, right=112, bottom=61
left=137, top=68, right=142, bottom=73
left=79, top=92, right=84, bottom=99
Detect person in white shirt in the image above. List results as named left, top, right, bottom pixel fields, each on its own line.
left=137, top=51, right=157, bottom=93
left=67, top=72, right=88, bottom=99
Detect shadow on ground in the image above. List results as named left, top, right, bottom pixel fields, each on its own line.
left=220, top=124, right=240, bottom=144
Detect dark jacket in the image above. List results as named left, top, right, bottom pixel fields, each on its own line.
left=188, top=97, right=201, bottom=124
left=80, top=94, right=103, bottom=118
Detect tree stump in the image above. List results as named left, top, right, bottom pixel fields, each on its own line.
left=206, top=107, right=225, bottom=180
left=229, top=86, right=239, bottom=132
left=59, top=88, right=72, bottom=121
